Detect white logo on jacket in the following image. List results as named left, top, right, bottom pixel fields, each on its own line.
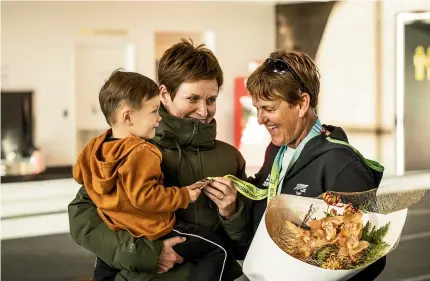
left=294, top=184, right=309, bottom=195
left=263, top=175, right=271, bottom=187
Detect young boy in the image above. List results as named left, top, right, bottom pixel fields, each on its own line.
left=73, top=70, right=226, bottom=281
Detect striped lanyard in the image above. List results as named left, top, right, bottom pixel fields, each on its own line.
left=267, top=119, right=322, bottom=202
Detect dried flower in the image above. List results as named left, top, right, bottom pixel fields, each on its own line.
left=329, top=208, right=338, bottom=217
left=340, top=212, right=363, bottom=239
left=275, top=199, right=388, bottom=270
left=323, top=192, right=341, bottom=206
left=322, top=255, right=342, bottom=270
left=344, top=203, right=360, bottom=215
left=338, top=235, right=369, bottom=261
left=322, top=221, right=337, bottom=241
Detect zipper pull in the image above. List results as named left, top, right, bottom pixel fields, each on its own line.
left=192, top=123, right=198, bottom=135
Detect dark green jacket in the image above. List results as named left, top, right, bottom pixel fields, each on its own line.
left=68, top=107, right=251, bottom=281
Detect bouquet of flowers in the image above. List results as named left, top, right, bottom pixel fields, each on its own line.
left=243, top=185, right=427, bottom=281
left=276, top=195, right=390, bottom=270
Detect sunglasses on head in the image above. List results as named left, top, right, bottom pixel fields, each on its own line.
left=264, top=58, right=311, bottom=95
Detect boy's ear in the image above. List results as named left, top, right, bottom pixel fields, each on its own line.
left=121, top=108, right=133, bottom=126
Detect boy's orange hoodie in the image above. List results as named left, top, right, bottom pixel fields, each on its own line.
left=73, top=129, right=191, bottom=240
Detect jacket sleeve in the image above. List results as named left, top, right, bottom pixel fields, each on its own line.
left=121, top=145, right=190, bottom=212
left=68, top=186, right=162, bottom=273
left=218, top=149, right=253, bottom=258
left=329, top=160, right=376, bottom=192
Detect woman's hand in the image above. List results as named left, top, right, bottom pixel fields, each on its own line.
left=157, top=236, right=185, bottom=273
left=203, top=177, right=238, bottom=220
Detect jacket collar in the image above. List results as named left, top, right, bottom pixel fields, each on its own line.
left=151, top=106, right=216, bottom=150
left=285, top=125, right=349, bottom=180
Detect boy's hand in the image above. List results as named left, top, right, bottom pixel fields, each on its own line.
left=185, top=184, right=202, bottom=202
left=185, top=179, right=213, bottom=202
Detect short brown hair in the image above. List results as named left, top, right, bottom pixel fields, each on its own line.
left=99, top=69, right=159, bottom=125
left=157, top=38, right=223, bottom=99
left=246, top=51, right=320, bottom=108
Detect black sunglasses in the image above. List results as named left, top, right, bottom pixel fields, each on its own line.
left=264, top=58, right=311, bottom=95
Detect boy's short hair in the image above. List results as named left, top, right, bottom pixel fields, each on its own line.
left=99, top=69, right=159, bottom=125
left=157, top=38, right=223, bottom=100
left=246, top=50, right=320, bottom=108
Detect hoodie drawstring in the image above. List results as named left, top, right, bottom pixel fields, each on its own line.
left=175, top=138, right=212, bottom=209
left=197, top=147, right=212, bottom=209
left=175, top=140, right=183, bottom=184
left=197, top=147, right=203, bottom=179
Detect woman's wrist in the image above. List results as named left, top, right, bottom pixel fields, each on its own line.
left=219, top=200, right=238, bottom=220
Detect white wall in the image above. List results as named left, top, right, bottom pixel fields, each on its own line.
left=316, top=0, right=430, bottom=176
left=1, top=1, right=275, bottom=166
left=317, top=1, right=378, bottom=129
left=381, top=0, right=430, bottom=129
left=1, top=178, right=80, bottom=240
left=4, top=0, right=428, bottom=172
left=380, top=0, right=430, bottom=174
left=317, top=0, right=380, bottom=167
